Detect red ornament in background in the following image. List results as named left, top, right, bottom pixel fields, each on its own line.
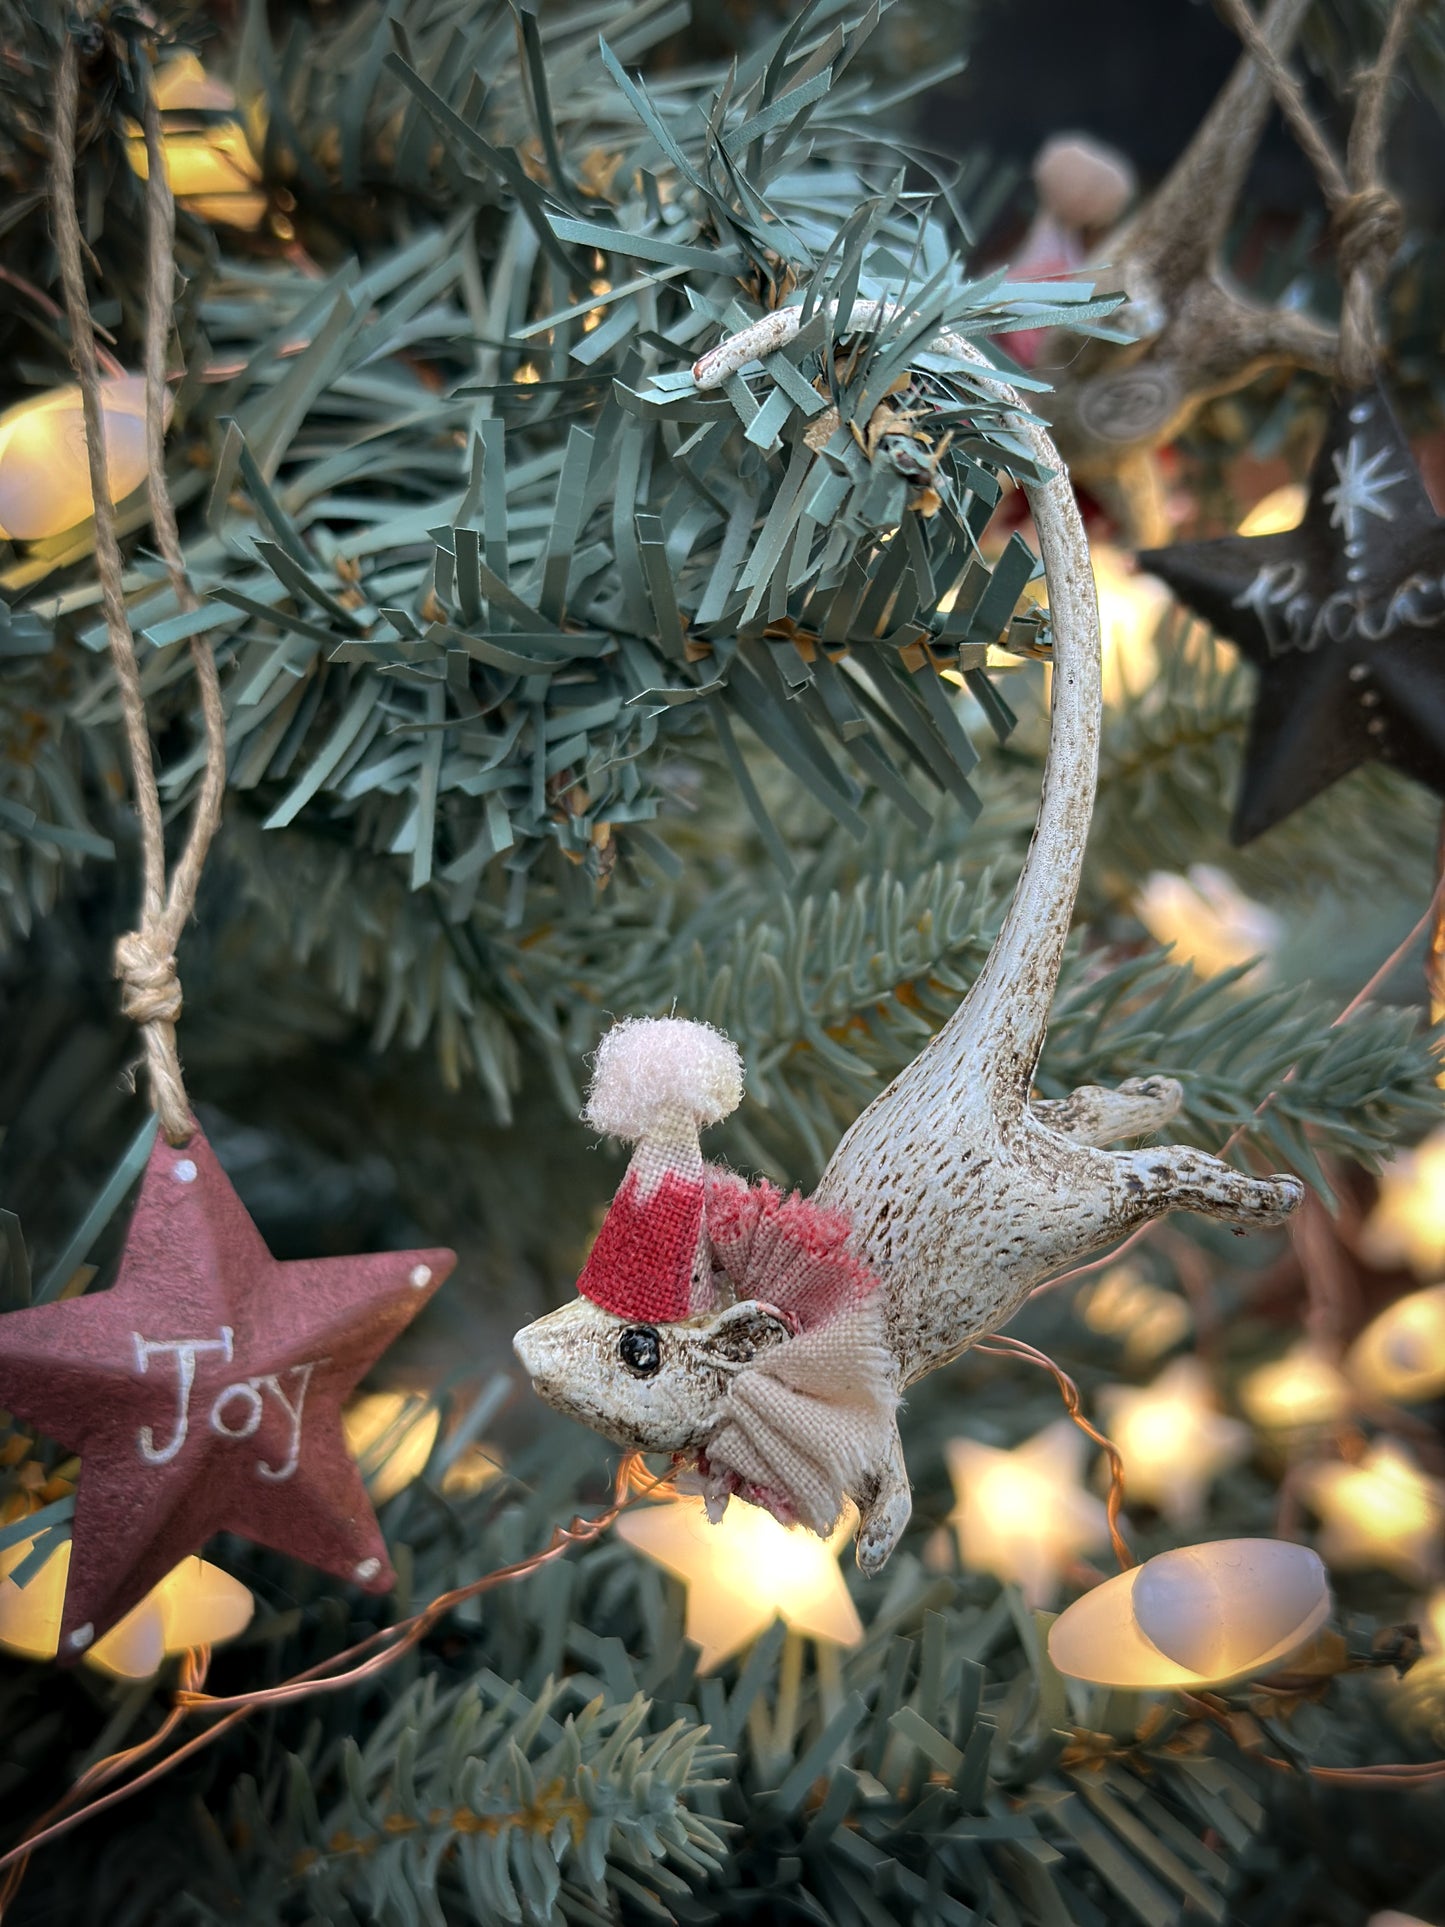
left=0, top=1126, right=454, bottom=1658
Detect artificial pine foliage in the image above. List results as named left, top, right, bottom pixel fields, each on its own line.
left=1, top=2, right=1444, bottom=1923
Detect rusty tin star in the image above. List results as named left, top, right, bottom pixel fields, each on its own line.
left=0, top=1125, right=454, bottom=1657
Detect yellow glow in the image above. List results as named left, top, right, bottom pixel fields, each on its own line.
left=1349, top=1284, right=1445, bottom=1403
left=946, top=1419, right=1110, bottom=1608
left=154, top=53, right=238, bottom=113
left=1301, top=1441, right=1445, bottom=1583
left=513, top=363, right=541, bottom=385
left=0, top=376, right=168, bottom=543
left=1237, top=484, right=1306, bottom=537
left=1080, top=1265, right=1191, bottom=1363
left=618, top=1493, right=861, bottom=1672
left=1092, top=541, right=1173, bottom=704
left=1239, top=1344, right=1352, bottom=1430
left=124, top=56, right=266, bottom=231
left=343, top=1392, right=440, bottom=1504
left=1362, top=1127, right=1445, bottom=1281
left=583, top=278, right=613, bottom=332
left=0, top=1536, right=252, bottom=1678
left=1135, top=863, right=1280, bottom=981
left=89, top=1556, right=255, bottom=1679
left=1099, top=1357, right=1249, bottom=1527
left=440, top=1442, right=505, bottom=1498
left=0, top=1529, right=66, bottom=1660
left=131, top=126, right=263, bottom=199
left=1385, top=1587, right=1445, bottom=1740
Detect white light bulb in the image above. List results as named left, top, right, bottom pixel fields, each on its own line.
left=1049, top=1538, right=1331, bottom=1690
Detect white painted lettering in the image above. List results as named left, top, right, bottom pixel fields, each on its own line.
left=251, top=1361, right=318, bottom=1482
left=132, top=1332, right=324, bottom=1482
left=132, top=1329, right=235, bottom=1466
left=210, top=1380, right=264, bottom=1440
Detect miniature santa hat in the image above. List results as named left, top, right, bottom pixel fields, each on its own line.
left=577, top=1018, right=744, bottom=1323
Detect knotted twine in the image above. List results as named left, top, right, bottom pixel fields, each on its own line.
left=51, top=22, right=226, bottom=1145
left=1217, top=0, right=1420, bottom=389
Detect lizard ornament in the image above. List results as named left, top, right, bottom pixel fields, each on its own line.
left=513, top=321, right=1303, bottom=1575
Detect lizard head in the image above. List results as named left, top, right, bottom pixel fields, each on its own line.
left=512, top=1296, right=793, bottom=1453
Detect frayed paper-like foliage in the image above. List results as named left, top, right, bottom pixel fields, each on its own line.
left=7, top=0, right=1126, bottom=929
left=0, top=607, right=113, bottom=950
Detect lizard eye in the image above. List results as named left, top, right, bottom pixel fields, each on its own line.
left=618, top=1325, right=662, bottom=1377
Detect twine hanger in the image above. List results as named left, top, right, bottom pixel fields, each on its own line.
left=51, top=15, right=227, bottom=1147
left=1217, top=0, right=1420, bottom=389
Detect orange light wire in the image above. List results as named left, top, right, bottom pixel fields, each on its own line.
left=0, top=1455, right=668, bottom=1901
left=973, top=1333, right=1134, bottom=1572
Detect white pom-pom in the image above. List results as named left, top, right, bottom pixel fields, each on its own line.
left=1033, top=134, right=1135, bottom=232
left=585, top=1018, right=743, bottom=1141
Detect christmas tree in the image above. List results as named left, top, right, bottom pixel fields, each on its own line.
left=0, top=0, right=1444, bottom=1921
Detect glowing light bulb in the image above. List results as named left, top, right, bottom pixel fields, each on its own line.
left=0, top=1535, right=252, bottom=1678
left=0, top=1528, right=66, bottom=1660
left=343, top=1391, right=440, bottom=1505
left=1098, top=1358, right=1250, bottom=1526
left=1300, top=1441, right=1445, bottom=1583
left=1423, top=1587, right=1445, bottom=1659
left=617, top=1492, right=861, bottom=1672
left=1362, top=1127, right=1445, bottom=1281
left=1239, top=1343, right=1353, bottom=1431
left=1134, top=864, right=1282, bottom=982
left=125, top=55, right=266, bottom=231
left=88, top=1555, right=254, bottom=1679
left=1079, top=1265, right=1192, bottom=1363
left=1090, top=541, right=1173, bottom=704
left=440, top=1442, right=505, bottom=1498
left=1348, top=1284, right=1445, bottom=1403
left=583, top=278, right=612, bottom=332
left=946, top=1419, right=1111, bottom=1608
left=1237, top=484, right=1306, bottom=536
left=0, top=377, right=170, bottom=543
left=1049, top=1538, right=1330, bottom=1690
left=1384, top=1586, right=1445, bottom=1743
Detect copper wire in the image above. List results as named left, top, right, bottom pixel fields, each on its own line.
left=0, top=1457, right=661, bottom=1896
left=973, top=1334, right=1133, bottom=1571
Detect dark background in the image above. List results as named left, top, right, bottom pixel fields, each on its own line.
left=926, top=0, right=1445, bottom=222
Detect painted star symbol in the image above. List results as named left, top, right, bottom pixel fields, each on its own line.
left=1098, top=1357, right=1250, bottom=1527
left=617, top=1492, right=861, bottom=1672
left=1299, top=1440, right=1445, bottom=1585
left=1324, top=435, right=1409, bottom=541
left=0, top=1125, right=454, bottom=1656
left=1140, top=383, right=1445, bottom=842
left=946, top=1419, right=1111, bottom=1608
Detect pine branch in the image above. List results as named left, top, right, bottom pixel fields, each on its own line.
left=7, top=0, right=1126, bottom=936
left=0, top=609, right=116, bottom=951
left=249, top=1679, right=730, bottom=1925
left=1038, top=947, right=1442, bottom=1188
left=0, top=1179, right=1430, bottom=1927
left=205, top=743, right=1439, bottom=1187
